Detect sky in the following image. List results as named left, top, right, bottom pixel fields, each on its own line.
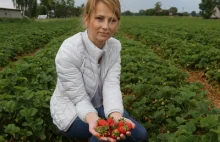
left=0, top=0, right=201, bottom=13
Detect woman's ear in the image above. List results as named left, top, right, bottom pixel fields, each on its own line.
left=84, top=14, right=88, bottom=28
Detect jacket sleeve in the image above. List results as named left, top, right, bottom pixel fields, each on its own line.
left=55, top=41, right=97, bottom=122
left=103, top=44, right=124, bottom=118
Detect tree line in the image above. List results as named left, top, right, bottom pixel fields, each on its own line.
left=122, top=2, right=198, bottom=17
left=11, top=0, right=220, bottom=19
left=122, top=1, right=220, bottom=19
left=12, top=0, right=83, bottom=18
left=199, top=0, right=220, bottom=19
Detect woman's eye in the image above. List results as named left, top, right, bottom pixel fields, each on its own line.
left=96, top=17, right=103, bottom=20
left=112, top=19, right=117, bottom=22
left=109, top=19, right=117, bottom=23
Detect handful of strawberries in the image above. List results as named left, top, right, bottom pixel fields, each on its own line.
left=95, top=117, right=133, bottom=139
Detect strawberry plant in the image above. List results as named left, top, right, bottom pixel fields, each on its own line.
left=0, top=19, right=81, bottom=141
left=120, top=16, right=220, bottom=84
left=0, top=18, right=75, bottom=67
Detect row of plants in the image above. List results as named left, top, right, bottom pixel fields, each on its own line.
left=118, top=35, right=220, bottom=141
left=0, top=18, right=75, bottom=67
left=119, top=16, right=220, bottom=85
left=0, top=19, right=81, bottom=141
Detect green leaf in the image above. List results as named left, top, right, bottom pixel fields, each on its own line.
left=181, top=91, right=195, bottom=101
left=153, top=110, right=165, bottom=120
left=38, top=131, right=46, bottom=140
left=167, top=105, right=181, bottom=116
left=4, top=124, right=20, bottom=137
left=210, top=126, right=220, bottom=134
left=14, top=86, right=28, bottom=92
left=3, top=100, right=16, bottom=113
left=201, top=133, right=217, bottom=142
left=178, top=122, right=196, bottom=134
left=19, top=108, right=38, bottom=120
left=176, top=135, right=189, bottom=142
left=0, top=136, right=5, bottom=142
left=171, top=96, right=183, bottom=104
left=195, top=101, right=209, bottom=111
left=200, top=115, right=218, bottom=128
left=26, top=131, right=33, bottom=136
left=176, top=117, right=186, bottom=124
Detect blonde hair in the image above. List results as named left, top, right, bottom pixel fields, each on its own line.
left=83, top=0, right=121, bottom=20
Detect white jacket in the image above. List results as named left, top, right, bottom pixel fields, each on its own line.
left=50, top=30, right=124, bottom=131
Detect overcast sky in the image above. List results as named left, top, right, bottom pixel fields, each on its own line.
left=0, top=0, right=201, bottom=13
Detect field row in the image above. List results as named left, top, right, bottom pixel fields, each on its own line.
left=0, top=18, right=76, bottom=67
left=0, top=19, right=81, bottom=141
left=119, top=17, right=220, bottom=85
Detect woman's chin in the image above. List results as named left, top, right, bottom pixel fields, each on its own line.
left=98, top=37, right=109, bottom=42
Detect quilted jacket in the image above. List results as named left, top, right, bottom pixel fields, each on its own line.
left=50, top=30, right=124, bottom=131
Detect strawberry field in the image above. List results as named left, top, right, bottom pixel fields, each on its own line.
left=0, top=17, right=220, bottom=142
left=0, top=18, right=74, bottom=67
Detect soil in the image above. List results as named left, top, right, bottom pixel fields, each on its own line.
left=186, top=70, right=220, bottom=108
left=0, top=47, right=42, bottom=71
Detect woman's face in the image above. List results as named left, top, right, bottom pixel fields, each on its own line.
left=84, top=1, right=119, bottom=48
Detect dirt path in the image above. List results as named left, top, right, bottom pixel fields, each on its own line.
left=186, top=70, right=220, bottom=108
left=0, top=47, right=43, bottom=71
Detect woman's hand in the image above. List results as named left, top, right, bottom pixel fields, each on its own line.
left=109, top=112, right=136, bottom=141
left=85, top=112, right=117, bottom=142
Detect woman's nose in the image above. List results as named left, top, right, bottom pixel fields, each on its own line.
left=102, top=20, right=109, bottom=29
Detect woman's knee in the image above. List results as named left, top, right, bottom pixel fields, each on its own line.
left=139, top=127, right=148, bottom=141
left=123, top=112, right=148, bottom=141
left=131, top=122, right=148, bottom=141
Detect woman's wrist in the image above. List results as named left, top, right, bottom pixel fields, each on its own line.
left=109, top=112, right=123, bottom=121
left=85, top=112, right=99, bottom=124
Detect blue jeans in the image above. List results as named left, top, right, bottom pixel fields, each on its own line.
left=62, top=106, right=148, bottom=142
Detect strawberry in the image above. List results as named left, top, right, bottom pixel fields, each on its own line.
left=117, top=118, right=125, bottom=127
left=95, top=125, right=109, bottom=136
left=118, top=126, right=127, bottom=134
left=107, top=117, right=114, bottom=125
left=97, top=118, right=108, bottom=126
left=110, top=129, right=120, bottom=139
left=107, top=117, right=116, bottom=129
left=125, top=122, right=133, bottom=131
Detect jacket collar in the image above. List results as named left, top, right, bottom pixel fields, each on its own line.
left=82, top=30, right=107, bottom=63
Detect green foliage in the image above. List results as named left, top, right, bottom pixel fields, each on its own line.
left=0, top=19, right=74, bottom=67
left=191, top=11, right=197, bottom=17
left=0, top=18, right=81, bottom=141
left=154, top=2, right=162, bottom=11
left=169, top=7, right=178, bottom=15
left=119, top=35, right=220, bottom=141
left=199, top=0, right=217, bottom=19
left=145, top=9, right=156, bottom=16
left=120, top=16, right=220, bottom=84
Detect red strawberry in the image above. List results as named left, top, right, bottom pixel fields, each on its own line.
left=118, top=126, right=127, bottom=134
left=117, top=118, right=125, bottom=127
left=110, top=129, right=120, bottom=139
left=125, top=122, right=133, bottom=131
left=107, top=117, right=114, bottom=125
left=97, top=118, right=108, bottom=126
left=107, top=117, right=116, bottom=129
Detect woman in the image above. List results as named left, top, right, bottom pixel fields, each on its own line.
left=50, top=0, right=148, bottom=141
